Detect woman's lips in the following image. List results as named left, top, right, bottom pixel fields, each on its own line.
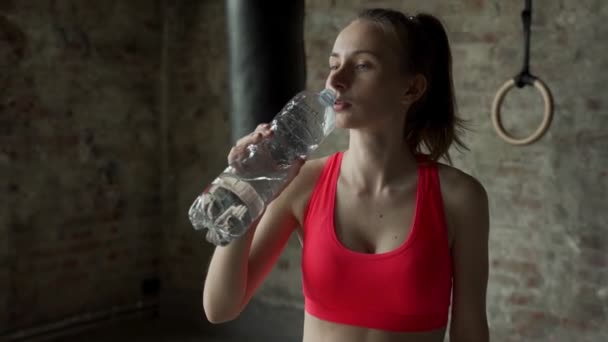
left=333, top=100, right=351, bottom=111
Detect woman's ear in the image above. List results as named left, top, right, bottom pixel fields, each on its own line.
left=402, top=74, right=427, bottom=105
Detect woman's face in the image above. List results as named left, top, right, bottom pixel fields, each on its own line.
left=326, top=19, right=411, bottom=131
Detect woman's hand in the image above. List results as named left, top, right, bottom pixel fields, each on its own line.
left=228, top=123, right=274, bottom=166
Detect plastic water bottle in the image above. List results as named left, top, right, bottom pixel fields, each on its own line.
left=188, top=88, right=337, bottom=246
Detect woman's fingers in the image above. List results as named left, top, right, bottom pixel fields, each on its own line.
left=228, top=123, right=273, bottom=165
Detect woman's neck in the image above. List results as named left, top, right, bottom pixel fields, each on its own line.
left=341, top=129, right=418, bottom=195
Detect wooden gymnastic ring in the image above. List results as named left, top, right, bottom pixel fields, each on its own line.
left=491, top=78, right=554, bottom=145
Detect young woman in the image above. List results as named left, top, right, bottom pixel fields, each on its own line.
left=203, top=8, right=490, bottom=342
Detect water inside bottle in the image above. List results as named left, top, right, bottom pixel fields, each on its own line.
left=189, top=173, right=265, bottom=245
left=188, top=89, right=337, bottom=245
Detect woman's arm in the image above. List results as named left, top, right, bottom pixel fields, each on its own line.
left=203, top=181, right=299, bottom=323
left=203, top=157, right=322, bottom=323
left=442, top=168, right=490, bottom=342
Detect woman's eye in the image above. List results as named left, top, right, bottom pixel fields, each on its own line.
left=329, top=65, right=339, bottom=70
left=355, top=63, right=370, bottom=70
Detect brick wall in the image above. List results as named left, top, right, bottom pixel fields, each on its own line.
left=0, top=0, right=162, bottom=332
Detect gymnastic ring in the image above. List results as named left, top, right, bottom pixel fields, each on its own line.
left=491, top=77, right=554, bottom=145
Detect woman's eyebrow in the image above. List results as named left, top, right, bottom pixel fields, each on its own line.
left=330, top=50, right=380, bottom=58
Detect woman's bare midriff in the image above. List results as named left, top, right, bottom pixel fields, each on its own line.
left=302, top=313, right=447, bottom=342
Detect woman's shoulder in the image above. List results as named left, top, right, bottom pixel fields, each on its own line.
left=284, top=151, right=339, bottom=187
left=284, top=153, right=336, bottom=224
left=435, top=161, right=484, bottom=191
left=435, top=161, right=488, bottom=223
left=433, top=161, right=489, bottom=251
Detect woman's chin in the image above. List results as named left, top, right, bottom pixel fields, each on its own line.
left=335, top=113, right=355, bottom=129
left=335, top=114, right=364, bottom=130
left=334, top=120, right=351, bottom=130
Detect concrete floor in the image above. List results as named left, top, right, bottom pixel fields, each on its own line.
left=50, top=301, right=304, bottom=342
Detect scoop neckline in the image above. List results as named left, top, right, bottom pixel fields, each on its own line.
left=328, top=151, right=424, bottom=259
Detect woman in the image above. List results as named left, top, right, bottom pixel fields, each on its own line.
left=203, top=8, right=490, bottom=342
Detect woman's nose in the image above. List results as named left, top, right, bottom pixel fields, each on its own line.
left=327, top=68, right=349, bottom=93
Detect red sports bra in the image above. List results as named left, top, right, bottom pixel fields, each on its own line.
left=301, top=151, right=453, bottom=332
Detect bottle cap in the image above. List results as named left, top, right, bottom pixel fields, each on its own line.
left=319, top=88, right=336, bottom=107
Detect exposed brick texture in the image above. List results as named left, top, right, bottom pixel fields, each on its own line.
left=1, top=0, right=162, bottom=332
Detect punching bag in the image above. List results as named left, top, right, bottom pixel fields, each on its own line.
left=226, top=0, right=306, bottom=144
